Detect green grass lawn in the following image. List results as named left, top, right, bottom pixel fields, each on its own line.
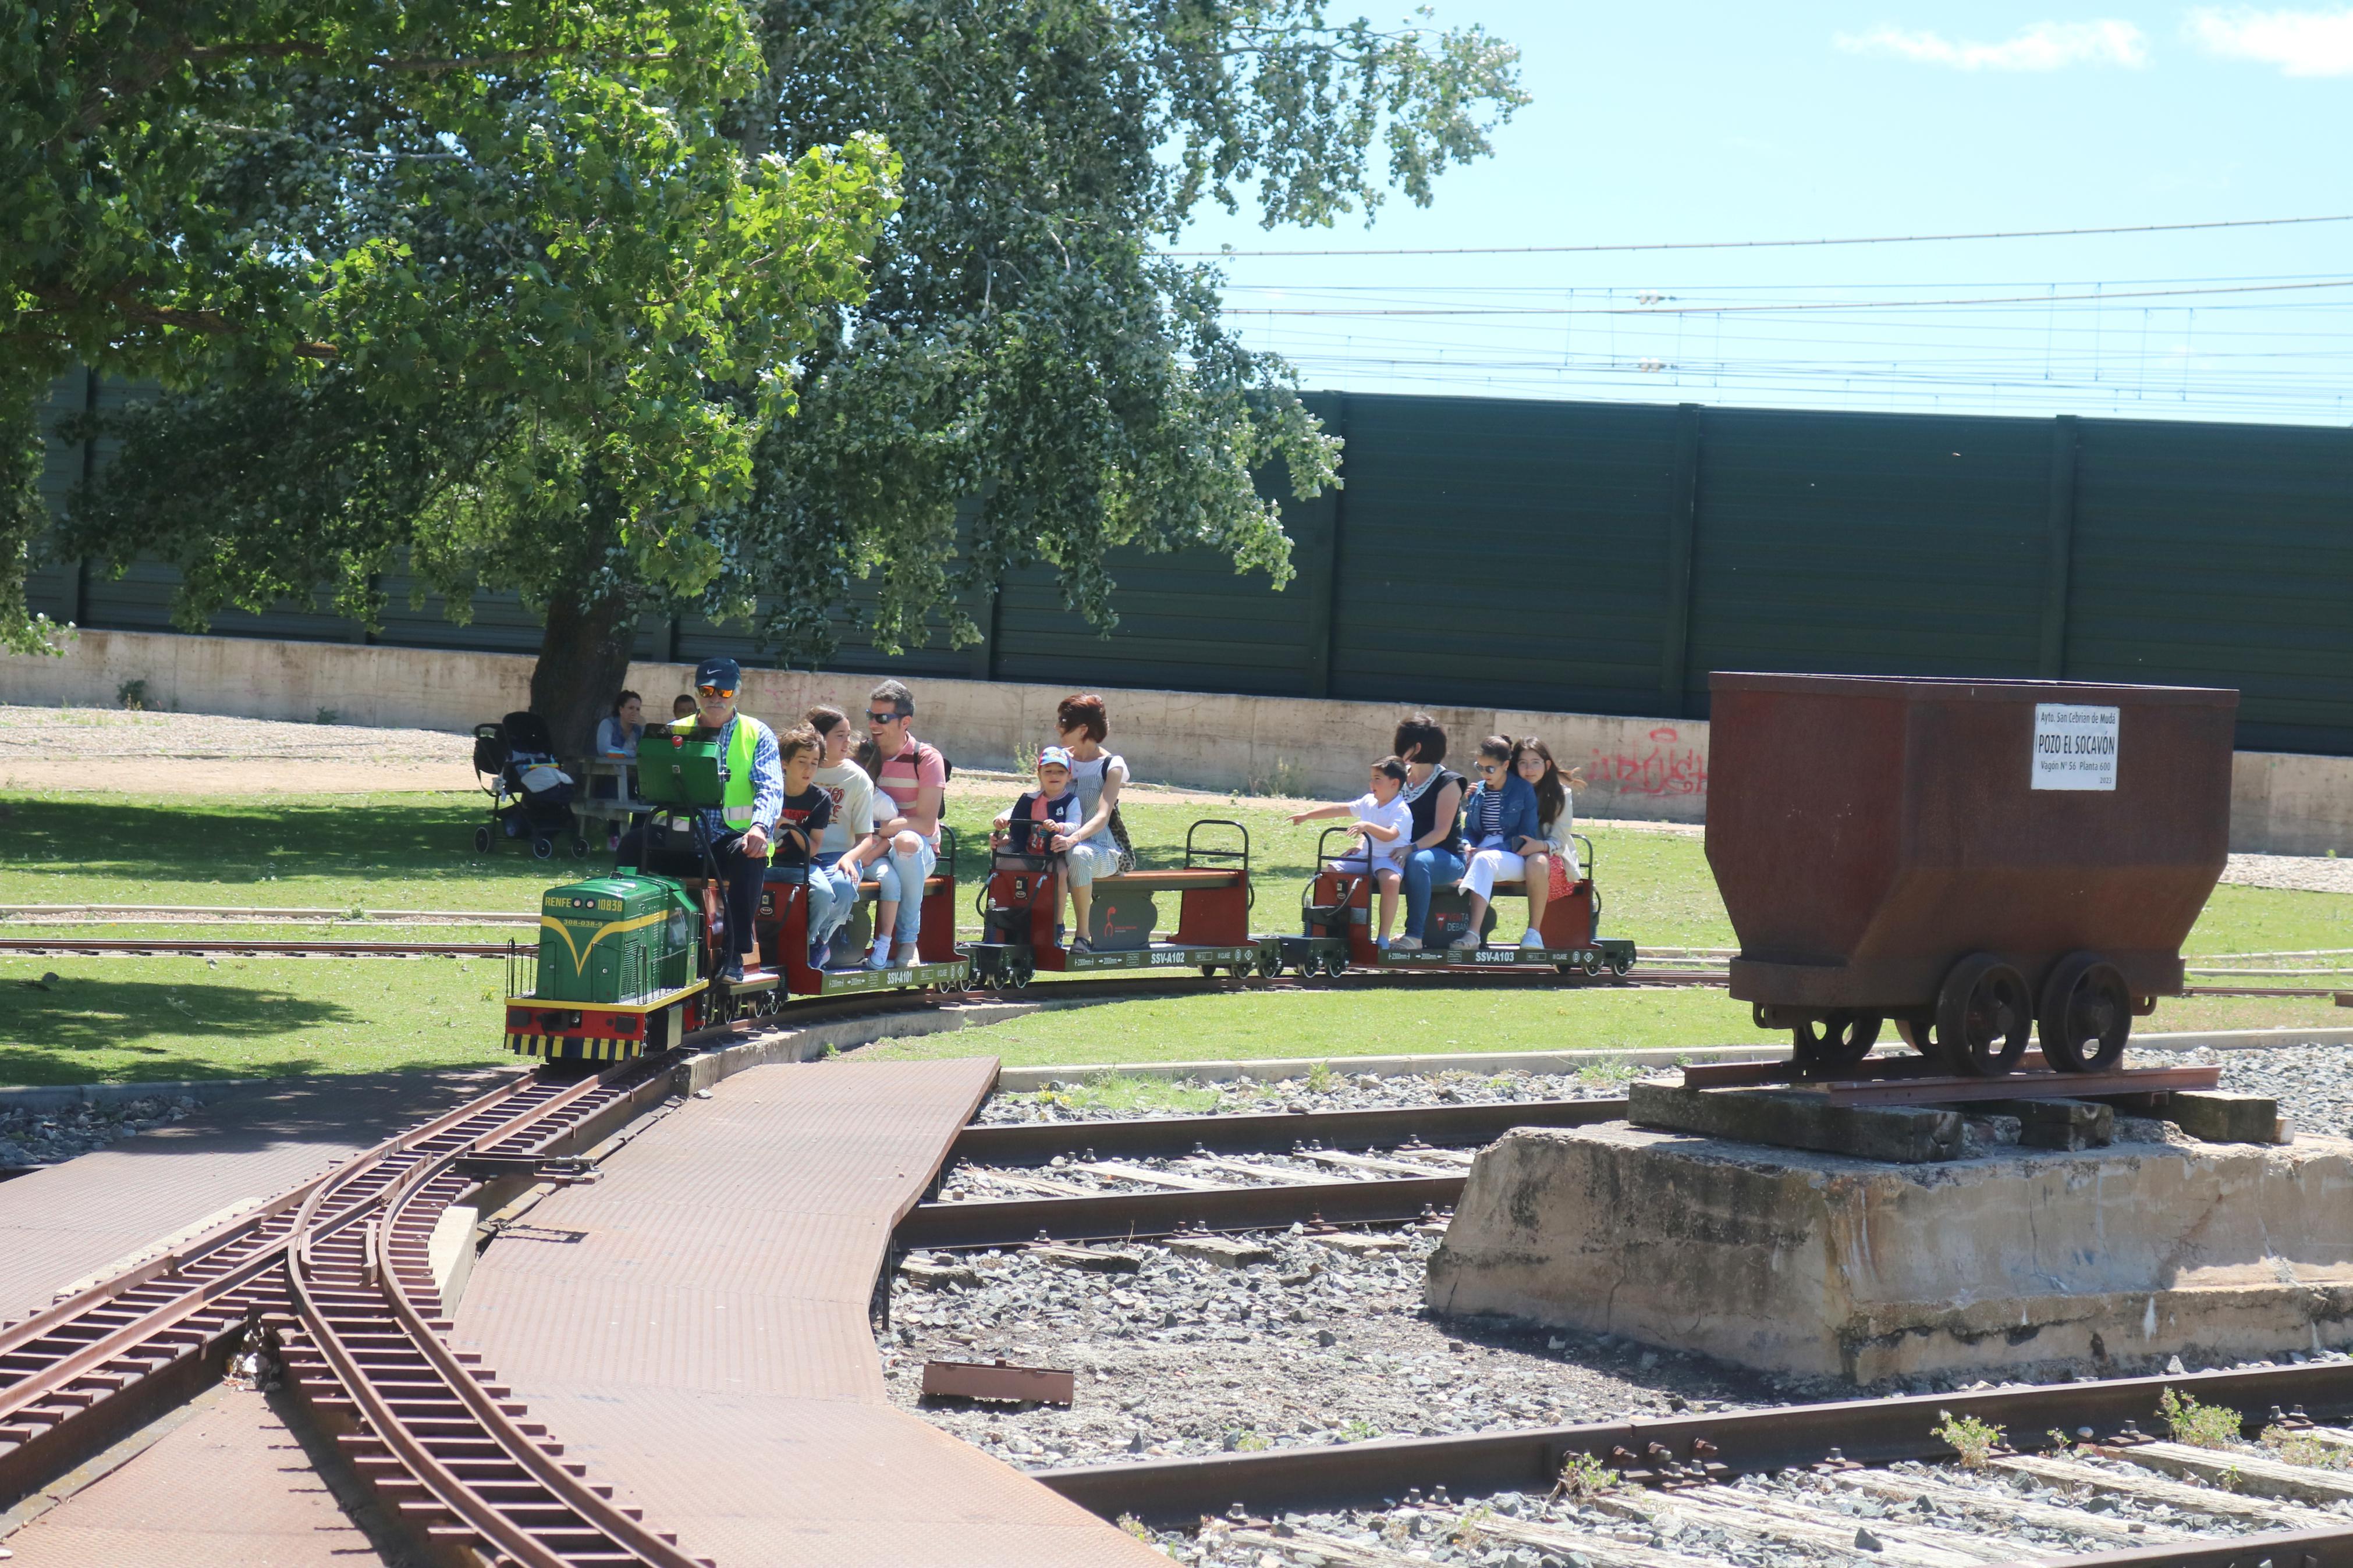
left=0, top=786, right=2343, bottom=1083
left=0, top=954, right=511, bottom=1085
left=858, top=984, right=2353, bottom=1071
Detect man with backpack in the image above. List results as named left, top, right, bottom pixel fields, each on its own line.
left=863, top=678, right=947, bottom=969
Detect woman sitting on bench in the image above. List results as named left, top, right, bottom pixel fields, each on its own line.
left=1453, top=734, right=1545, bottom=951
left=1509, top=735, right=1578, bottom=938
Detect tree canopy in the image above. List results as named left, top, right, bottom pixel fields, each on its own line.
left=6, top=0, right=896, bottom=666
left=37, top=0, right=1525, bottom=746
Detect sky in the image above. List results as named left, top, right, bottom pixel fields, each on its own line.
left=1172, top=2, right=2353, bottom=424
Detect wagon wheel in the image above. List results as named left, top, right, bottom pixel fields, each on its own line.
left=1257, top=949, right=1282, bottom=979
left=1791, top=1011, right=1882, bottom=1072
left=2038, top=952, right=2132, bottom=1073
left=1580, top=951, right=1604, bottom=977
left=1323, top=952, right=1349, bottom=979
left=1935, top=954, right=2033, bottom=1076
left=1894, top=1015, right=1940, bottom=1056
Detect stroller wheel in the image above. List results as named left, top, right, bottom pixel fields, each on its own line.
left=570, top=836, right=590, bottom=859
left=531, top=835, right=555, bottom=860
left=473, top=826, right=493, bottom=854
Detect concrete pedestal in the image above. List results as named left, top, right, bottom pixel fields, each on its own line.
left=1425, top=1122, right=2353, bottom=1384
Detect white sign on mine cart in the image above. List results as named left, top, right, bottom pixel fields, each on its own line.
left=2031, top=702, right=2120, bottom=791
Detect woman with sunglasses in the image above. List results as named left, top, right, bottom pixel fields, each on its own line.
left=1452, top=734, right=1544, bottom=952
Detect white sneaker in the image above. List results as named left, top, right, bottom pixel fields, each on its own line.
left=1389, top=936, right=1422, bottom=951
left=1518, top=929, right=1545, bottom=949
left=1447, top=931, right=1479, bottom=951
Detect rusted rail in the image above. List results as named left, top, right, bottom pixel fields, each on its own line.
left=1035, top=1359, right=2353, bottom=1533
left=0, top=1070, right=556, bottom=1506
left=946, top=1098, right=1629, bottom=1165
left=896, top=1175, right=1467, bottom=1249
left=279, top=1059, right=702, bottom=1567
left=0, top=936, right=512, bottom=958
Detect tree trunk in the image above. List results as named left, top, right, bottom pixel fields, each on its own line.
left=530, top=590, right=640, bottom=756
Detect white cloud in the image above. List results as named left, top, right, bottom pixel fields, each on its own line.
left=2185, top=6, right=2353, bottom=74
left=1835, top=19, right=2152, bottom=69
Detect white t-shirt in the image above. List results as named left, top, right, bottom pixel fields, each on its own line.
left=1349, top=792, right=1414, bottom=871
left=812, top=760, right=876, bottom=857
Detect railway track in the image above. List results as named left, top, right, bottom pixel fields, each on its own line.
left=1041, top=1356, right=2353, bottom=1567
left=0, top=1054, right=672, bottom=1544
left=276, top=1067, right=702, bottom=1568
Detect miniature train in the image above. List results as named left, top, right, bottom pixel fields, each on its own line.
left=501, top=815, right=1645, bottom=1061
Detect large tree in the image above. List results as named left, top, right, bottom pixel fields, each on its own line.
left=51, top=0, right=1524, bottom=745
left=10, top=0, right=896, bottom=738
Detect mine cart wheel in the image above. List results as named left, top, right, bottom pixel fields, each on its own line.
left=1201, top=964, right=1219, bottom=979
left=1895, top=1015, right=1940, bottom=1056
left=2038, top=952, right=2132, bottom=1073
left=1609, top=953, right=1634, bottom=977
left=1257, top=950, right=1282, bottom=979
left=1792, top=1011, right=1881, bottom=1071
left=1936, top=954, right=2033, bottom=1076
left=1580, top=951, right=1605, bottom=977
left=1009, top=959, right=1034, bottom=990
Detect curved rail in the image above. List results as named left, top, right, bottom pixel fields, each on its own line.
left=0, top=1071, right=563, bottom=1500
left=282, top=1057, right=700, bottom=1567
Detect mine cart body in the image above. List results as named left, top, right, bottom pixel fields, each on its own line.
left=1706, top=672, right=2236, bottom=1075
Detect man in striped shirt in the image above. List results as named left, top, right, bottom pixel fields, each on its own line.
left=864, top=678, right=945, bottom=968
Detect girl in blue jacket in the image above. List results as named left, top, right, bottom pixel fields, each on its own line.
left=1452, top=734, right=1546, bottom=951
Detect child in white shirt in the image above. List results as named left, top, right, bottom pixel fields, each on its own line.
left=1290, top=756, right=1413, bottom=947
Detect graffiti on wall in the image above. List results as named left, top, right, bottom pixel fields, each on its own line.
left=1587, top=726, right=1709, bottom=799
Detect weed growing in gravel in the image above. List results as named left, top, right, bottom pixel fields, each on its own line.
left=2161, top=1388, right=2244, bottom=1449
left=1305, top=1060, right=1337, bottom=1093
left=2046, top=1428, right=2075, bottom=1453
left=2261, top=1427, right=2351, bottom=1469
left=1032, top=1074, right=1223, bottom=1117
left=1576, top=1056, right=1638, bottom=1087
left=1554, top=1450, right=1621, bottom=1499
left=1224, top=1428, right=1270, bottom=1452
left=1934, top=1411, right=2007, bottom=1467
left=1115, top=1514, right=1152, bottom=1542
left=1337, top=1416, right=1380, bottom=1442
left=1449, top=1502, right=1496, bottom=1547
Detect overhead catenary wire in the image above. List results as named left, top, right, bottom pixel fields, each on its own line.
left=1163, top=211, right=2353, bottom=258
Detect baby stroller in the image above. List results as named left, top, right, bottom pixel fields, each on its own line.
left=471, top=710, right=587, bottom=859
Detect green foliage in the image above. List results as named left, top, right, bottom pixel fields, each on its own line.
left=1336, top=1416, right=1379, bottom=1441
left=1934, top=1410, right=2006, bottom=1469
left=2160, top=1388, right=2244, bottom=1450
left=645, top=0, right=1527, bottom=663
left=1304, top=1059, right=1338, bottom=1093
left=14, top=0, right=895, bottom=697
left=2260, top=1427, right=2351, bottom=1470
left=1554, top=1450, right=1620, bottom=1499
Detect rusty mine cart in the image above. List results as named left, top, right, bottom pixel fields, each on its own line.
left=1705, top=672, right=2238, bottom=1078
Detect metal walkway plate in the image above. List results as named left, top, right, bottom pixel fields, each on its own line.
left=452, top=1057, right=1166, bottom=1567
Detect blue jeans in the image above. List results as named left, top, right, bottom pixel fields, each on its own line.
left=873, top=834, right=938, bottom=945
left=807, top=852, right=861, bottom=952
left=1401, top=844, right=1466, bottom=940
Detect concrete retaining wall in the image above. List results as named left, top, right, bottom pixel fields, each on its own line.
left=6, top=628, right=2348, bottom=852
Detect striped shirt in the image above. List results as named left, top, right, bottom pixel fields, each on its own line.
left=876, top=735, right=946, bottom=845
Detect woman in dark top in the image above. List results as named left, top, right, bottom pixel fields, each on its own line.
left=1391, top=713, right=1466, bottom=950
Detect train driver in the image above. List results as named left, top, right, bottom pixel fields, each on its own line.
left=617, top=656, right=783, bottom=984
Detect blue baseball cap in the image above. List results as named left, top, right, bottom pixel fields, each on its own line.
left=1037, top=746, right=1073, bottom=771
left=693, top=657, right=741, bottom=694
